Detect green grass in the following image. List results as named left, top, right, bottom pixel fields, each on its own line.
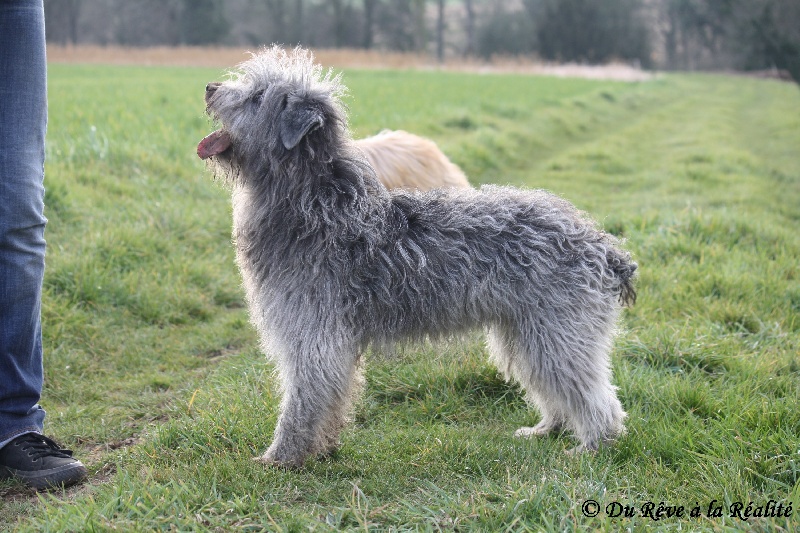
left=1, top=64, right=798, bottom=531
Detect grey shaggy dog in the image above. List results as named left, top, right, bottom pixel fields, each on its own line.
left=198, top=46, right=637, bottom=467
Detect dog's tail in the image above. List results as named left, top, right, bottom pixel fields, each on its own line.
left=607, top=249, right=637, bottom=307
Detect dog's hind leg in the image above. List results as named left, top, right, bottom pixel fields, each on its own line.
left=487, top=324, right=567, bottom=439
left=256, top=337, right=361, bottom=468
left=512, top=393, right=565, bottom=438
left=490, top=311, right=626, bottom=453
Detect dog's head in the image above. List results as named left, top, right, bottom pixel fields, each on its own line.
left=198, top=46, right=348, bottom=176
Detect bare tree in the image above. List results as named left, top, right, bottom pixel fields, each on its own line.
left=376, top=0, right=415, bottom=51
left=363, top=0, right=377, bottom=49
left=436, top=0, right=445, bottom=61
left=65, top=0, right=80, bottom=44
left=331, top=0, right=349, bottom=47
left=535, top=0, right=651, bottom=66
left=44, top=0, right=81, bottom=45
left=412, top=0, right=426, bottom=52
left=265, top=0, right=288, bottom=44
left=180, top=0, right=229, bottom=45
left=293, top=0, right=304, bottom=44
left=740, top=0, right=800, bottom=82
left=463, top=0, right=475, bottom=56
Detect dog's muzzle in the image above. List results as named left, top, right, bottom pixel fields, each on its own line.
left=204, top=82, right=221, bottom=105
left=198, top=82, right=232, bottom=159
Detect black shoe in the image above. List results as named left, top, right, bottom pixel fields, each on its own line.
left=0, top=433, right=87, bottom=490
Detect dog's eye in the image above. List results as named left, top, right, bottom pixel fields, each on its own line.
left=251, top=90, right=265, bottom=105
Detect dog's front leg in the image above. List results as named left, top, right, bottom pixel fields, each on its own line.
left=257, top=398, right=320, bottom=468
left=256, top=340, right=359, bottom=468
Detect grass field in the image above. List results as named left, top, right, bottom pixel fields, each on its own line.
left=0, top=62, right=798, bottom=531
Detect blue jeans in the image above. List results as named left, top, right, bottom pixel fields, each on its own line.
left=0, top=0, right=48, bottom=448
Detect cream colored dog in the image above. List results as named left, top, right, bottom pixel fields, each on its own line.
left=355, top=130, right=470, bottom=190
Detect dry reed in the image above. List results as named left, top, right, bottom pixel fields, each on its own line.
left=47, top=45, right=653, bottom=81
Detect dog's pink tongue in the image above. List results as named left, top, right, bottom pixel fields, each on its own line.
left=197, top=130, right=232, bottom=159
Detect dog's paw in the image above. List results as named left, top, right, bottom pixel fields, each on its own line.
left=564, top=443, right=599, bottom=456
left=254, top=448, right=306, bottom=469
left=514, top=427, right=539, bottom=439
left=514, top=420, right=561, bottom=439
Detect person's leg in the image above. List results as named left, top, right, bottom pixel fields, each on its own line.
left=0, top=0, right=49, bottom=449
left=0, top=0, right=86, bottom=489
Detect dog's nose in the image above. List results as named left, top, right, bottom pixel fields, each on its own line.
left=205, top=82, right=222, bottom=105
left=205, top=82, right=221, bottom=100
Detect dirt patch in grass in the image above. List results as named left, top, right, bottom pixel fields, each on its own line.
left=47, top=45, right=654, bottom=82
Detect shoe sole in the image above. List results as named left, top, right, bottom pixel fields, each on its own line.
left=0, top=462, right=88, bottom=490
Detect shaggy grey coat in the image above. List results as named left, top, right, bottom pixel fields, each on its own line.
left=199, top=46, right=637, bottom=467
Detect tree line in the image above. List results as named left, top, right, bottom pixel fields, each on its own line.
left=45, top=0, right=800, bottom=82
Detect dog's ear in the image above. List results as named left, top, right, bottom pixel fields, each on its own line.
left=280, top=98, right=325, bottom=150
